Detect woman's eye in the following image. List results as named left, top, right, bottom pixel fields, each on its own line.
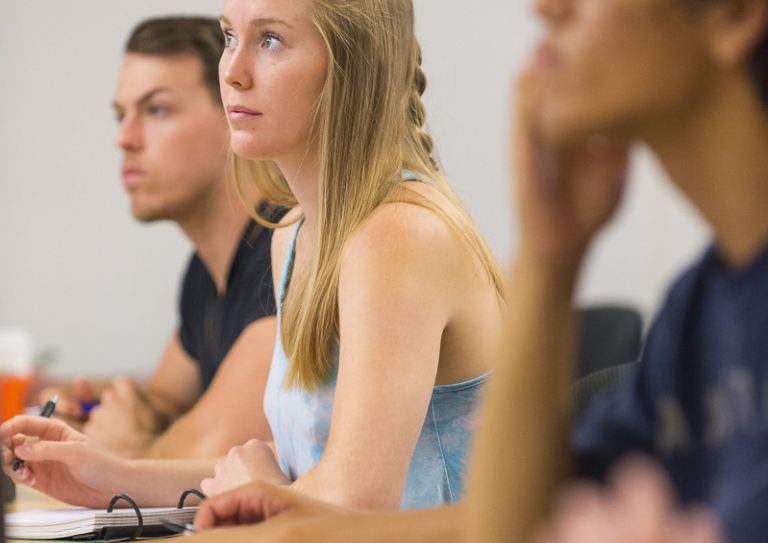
left=223, top=31, right=237, bottom=48
left=262, top=32, right=284, bottom=51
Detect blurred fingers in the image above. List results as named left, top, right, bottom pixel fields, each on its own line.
left=194, top=483, right=282, bottom=530
left=73, top=377, right=98, bottom=403
left=609, top=457, right=676, bottom=522
left=671, top=507, right=725, bottom=543
left=200, top=477, right=216, bottom=497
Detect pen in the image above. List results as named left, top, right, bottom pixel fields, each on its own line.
left=12, top=395, right=58, bottom=472
left=78, top=400, right=100, bottom=415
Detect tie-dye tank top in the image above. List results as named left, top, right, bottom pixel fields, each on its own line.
left=263, top=187, right=489, bottom=509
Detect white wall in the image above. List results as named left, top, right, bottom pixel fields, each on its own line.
left=0, top=1, right=709, bottom=378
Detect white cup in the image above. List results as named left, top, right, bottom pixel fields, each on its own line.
left=0, top=328, right=33, bottom=374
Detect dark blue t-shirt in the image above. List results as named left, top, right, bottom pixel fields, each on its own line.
left=575, top=243, right=768, bottom=543
left=179, top=205, right=287, bottom=391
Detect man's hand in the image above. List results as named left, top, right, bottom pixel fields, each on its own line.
left=533, top=459, right=724, bottom=543
left=83, top=378, right=168, bottom=458
left=514, top=61, right=629, bottom=269
left=201, top=439, right=289, bottom=496
left=38, top=377, right=100, bottom=428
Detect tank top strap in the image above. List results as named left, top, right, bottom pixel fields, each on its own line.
left=278, top=172, right=418, bottom=305
left=277, top=218, right=304, bottom=307
left=401, top=169, right=424, bottom=182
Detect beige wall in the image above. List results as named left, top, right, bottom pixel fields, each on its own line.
left=0, top=1, right=708, bottom=377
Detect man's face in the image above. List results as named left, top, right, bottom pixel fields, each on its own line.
left=531, top=0, right=713, bottom=145
left=113, top=53, right=230, bottom=223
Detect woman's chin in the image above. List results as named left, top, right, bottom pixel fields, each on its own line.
left=229, top=136, right=273, bottom=162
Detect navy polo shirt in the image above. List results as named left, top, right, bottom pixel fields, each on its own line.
left=575, top=242, right=768, bottom=543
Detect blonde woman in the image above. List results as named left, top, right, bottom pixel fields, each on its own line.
left=1, top=0, right=504, bottom=512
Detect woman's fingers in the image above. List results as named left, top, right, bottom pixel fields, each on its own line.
left=1, top=415, right=75, bottom=442
left=14, top=439, right=85, bottom=467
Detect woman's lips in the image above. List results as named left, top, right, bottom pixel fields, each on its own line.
left=227, top=105, right=263, bottom=122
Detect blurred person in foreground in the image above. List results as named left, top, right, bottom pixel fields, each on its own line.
left=40, top=16, right=282, bottom=459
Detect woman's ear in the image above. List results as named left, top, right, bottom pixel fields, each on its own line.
left=704, top=0, right=768, bottom=66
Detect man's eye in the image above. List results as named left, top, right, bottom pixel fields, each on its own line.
left=148, top=105, right=170, bottom=116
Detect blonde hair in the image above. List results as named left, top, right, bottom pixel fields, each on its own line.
left=232, top=0, right=504, bottom=390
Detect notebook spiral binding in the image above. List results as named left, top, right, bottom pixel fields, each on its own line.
left=177, top=488, right=206, bottom=510
left=76, top=488, right=206, bottom=542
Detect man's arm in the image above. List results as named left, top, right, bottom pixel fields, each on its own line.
left=464, top=68, right=629, bottom=542
left=85, top=317, right=276, bottom=459
left=143, top=335, right=204, bottom=420
left=465, top=258, right=578, bottom=542
left=142, top=317, right=276, bottom=458
left=36, top=336, right=200, bottom=434
left=80, top=335, right=200, bottom=457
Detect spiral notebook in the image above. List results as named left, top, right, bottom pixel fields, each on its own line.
left=4, top=489, right=203, bottom=541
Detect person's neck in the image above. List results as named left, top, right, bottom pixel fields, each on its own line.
left=646, top=76, right=768, bottom=269
left=177, top=178, right=255, bottom=295
left=276, top=151, right=320, bottom=247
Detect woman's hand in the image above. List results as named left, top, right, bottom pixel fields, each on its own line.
left=514, top=62, right=630, bottom=271
left=533, top=459, right=724, bottom=543
left=1, top=415, right=128, bottom=508
left=201, top=439, right=289, bottom=496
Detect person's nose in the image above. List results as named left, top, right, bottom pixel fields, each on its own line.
left=115, top=114, right=143, bottom=153
left=534, top=0, right=573, bottom=24
left=220, top=44, right=254, bottom=92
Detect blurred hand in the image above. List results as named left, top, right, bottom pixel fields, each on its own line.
left=513, top=63, right=630, bottom=269
left=83, top=378, right=166, bottom=458
left=1, top=415, right=129, bottom=508
left=201, top=439, right=289, bottom=496
left=188, top=482, right=354, bottom=542
left=38, top=377, right=99, bottom=427
left=533, top=459, right=724, bottom=543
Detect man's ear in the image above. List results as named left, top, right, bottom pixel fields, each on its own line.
left=704, top=0, right=768, bottom=66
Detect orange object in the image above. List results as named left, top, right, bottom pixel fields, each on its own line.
left=0, top=374, right=31, bottom=422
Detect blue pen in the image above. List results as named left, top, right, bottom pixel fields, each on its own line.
left=79, top=400, right=100, bottom=415
left=13, top=395, right=58, bottom=472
